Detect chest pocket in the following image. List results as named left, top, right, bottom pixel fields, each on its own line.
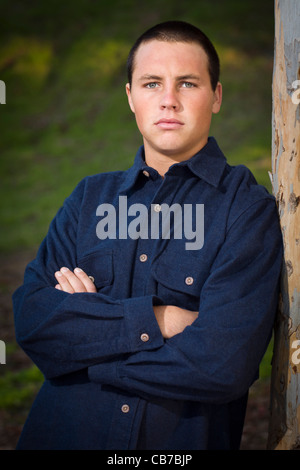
left=152, top=249, right=209, bottom=310
left=77, top=250, right=113, bottom=290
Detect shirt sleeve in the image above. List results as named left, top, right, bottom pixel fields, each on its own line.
left=88, top=197, right=283, bottom=405
left=13, top=181, right=164, bottom=380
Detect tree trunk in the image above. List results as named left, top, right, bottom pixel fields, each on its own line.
left=268, top=0, right=300, bottom=450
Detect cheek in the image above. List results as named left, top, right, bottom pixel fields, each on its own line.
left=131, top=101, right=151, bottom=130
left=132, top=108, right=147, bottom=135
left=190, top=100, right=213, bottom=123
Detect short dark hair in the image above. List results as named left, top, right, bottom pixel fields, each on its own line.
left=127, top=21, right=220, bottom=90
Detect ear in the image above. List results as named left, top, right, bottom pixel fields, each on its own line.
left=212, top=82, right=222, bottom=114
left=126, top=83, right=135, bottom=113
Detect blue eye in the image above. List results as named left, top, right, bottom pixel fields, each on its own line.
left=146, top=82, right=158, bottom=88
left=182, top=82, right=195, bottom=88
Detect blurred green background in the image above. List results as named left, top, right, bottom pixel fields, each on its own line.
left=0, top=0, right=275, bottom=449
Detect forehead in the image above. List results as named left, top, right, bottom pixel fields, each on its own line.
left=132, top=40, right=209, bottom=78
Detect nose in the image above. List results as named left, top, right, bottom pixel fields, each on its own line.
left=160, top=85, right=180, bottom=110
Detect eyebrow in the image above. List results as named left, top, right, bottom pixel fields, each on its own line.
left=138, top=74, right=202, bottom=82
left=138, top=74, right=162, bottom=82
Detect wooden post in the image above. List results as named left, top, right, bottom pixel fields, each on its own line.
left=268, top=0, right=300, bottom=450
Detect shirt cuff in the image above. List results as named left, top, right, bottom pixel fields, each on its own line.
left=122, top=295, right=165, bottom=353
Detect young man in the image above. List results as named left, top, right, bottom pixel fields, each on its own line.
left=13, top=21, right=282, bottom=450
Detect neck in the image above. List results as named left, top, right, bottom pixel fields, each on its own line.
left=143, top=140, right=208, bottom=176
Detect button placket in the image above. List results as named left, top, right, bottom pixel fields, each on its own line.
left=107, top=396, right=140, bottom=448
left=153, top=203, right=162, bottom=213
left=121, top=404, right=130, bottom=413
left=140, top=333, right=149, bottom=342
left=185, top=276, right=194, bottom=286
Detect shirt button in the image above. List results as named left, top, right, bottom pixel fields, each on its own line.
left=139, top=254, right=148, bottom=262
left=140, top=333, right=150, bottom=342
left=153, top=204, right=161, bottom=212
left=143, top=170, right=150, bottom=177
left=121, top=404, right=130, bottom=413
left=185, top=276, right=194, bottom=286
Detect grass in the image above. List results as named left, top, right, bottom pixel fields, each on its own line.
left=0, top=363, right=43, bottom=409
left=0, top=0, right=276, bottom=419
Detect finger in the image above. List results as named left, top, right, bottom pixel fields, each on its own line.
left=54, top=271, right=75, bottom=294
left=54, top=270, right=76, bottom=293
left=55, top=284, right=62, bottom=290
left=61, top=267, right=92, bottom=293
left=55, top=267, right=88, bottom=293
left=74, top=268, right=97, bottom=293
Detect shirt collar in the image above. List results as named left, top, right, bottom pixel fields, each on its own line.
left=119, top=146, right=156, bottom=194
left=181, top=137, right=227, bottom=188
left=120, top=137, right=227, bottom=193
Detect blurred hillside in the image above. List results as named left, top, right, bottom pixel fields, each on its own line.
left=0, top=0, right=276, bottom=450
left=0, top=0, right=275, bottom=252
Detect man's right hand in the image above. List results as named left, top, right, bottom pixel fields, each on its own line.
left=54, top=267, right=97, bottom=294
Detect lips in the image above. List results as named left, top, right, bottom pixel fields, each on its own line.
left=155, top=118, right=184, bottom=130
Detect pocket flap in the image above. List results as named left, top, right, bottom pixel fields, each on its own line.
left=77, top=250, right=113, bottom=288
left=152, top=250, right=208, bottom=296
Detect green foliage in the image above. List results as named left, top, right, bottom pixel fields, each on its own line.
left=260, top=344, right=273, bottom=381
left=0, top=364, right=43, bottom=409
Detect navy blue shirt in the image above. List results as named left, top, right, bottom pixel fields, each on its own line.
left=13, top=137, right=282, bottom=450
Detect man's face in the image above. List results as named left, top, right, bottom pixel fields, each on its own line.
left=126, top=40, right=222, bottom=163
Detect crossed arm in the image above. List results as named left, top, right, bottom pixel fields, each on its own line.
left=13, top=192, right=283, bottom=403
left=54, top=266, right=198, bottom=339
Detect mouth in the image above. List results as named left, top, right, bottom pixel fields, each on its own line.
left=155, top=119, right=184, bottom=130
